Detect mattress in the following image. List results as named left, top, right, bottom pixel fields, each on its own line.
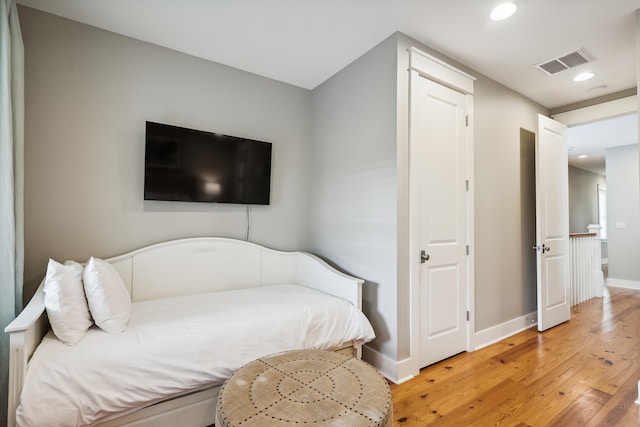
left=16, top=284, right=376, bottom=427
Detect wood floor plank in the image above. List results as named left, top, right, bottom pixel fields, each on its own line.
left=390, top=287, right=640, bottom=426
left=425, top=379, right=526, bottom=426
left=546, top=387, right=612, bottom=426
left=585, top=367, right=640, bottom=427
left=503, top=333, right=588, bottom=387
left=579, top=355, right=637, bottom=395
left=505, top=366, right=593, bottom=425
left=391, top=358, right=512, bottom=424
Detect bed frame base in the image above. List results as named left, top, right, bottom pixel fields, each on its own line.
left=97, top=388, right=219, bottom=427
left=96, top=344, right=359, bottom=427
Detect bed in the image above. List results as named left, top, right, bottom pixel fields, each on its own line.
left=5, top=237, right=375, bottom=427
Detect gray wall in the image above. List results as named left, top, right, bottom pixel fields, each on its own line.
left=472, top=74, right=548, bottom=331
left=310, top=36, right=400, bottom=358
left=568, top=166, right=606, bottom=233
left=605, top=144, right=640, bottom=282
left=20, top=6, right=313, bottom=297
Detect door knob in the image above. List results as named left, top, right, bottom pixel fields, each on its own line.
left=420, top=250, right=430, bottom=263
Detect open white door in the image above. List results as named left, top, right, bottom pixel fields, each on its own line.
left=535, top=114, right=570, bottom=331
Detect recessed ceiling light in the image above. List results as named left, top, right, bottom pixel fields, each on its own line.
left=490, top=3, right=518, bottom=21
left=578, top=154, right=588, bottom=159
left=573, top=72, right=595, bottom=82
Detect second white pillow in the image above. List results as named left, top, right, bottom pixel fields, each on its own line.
left=83, top=257, right=131, bottom=334
left=43, top=259, right=93, bottom=345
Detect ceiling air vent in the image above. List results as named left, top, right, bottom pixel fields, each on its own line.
left=535, top=48, right=594, bottom=76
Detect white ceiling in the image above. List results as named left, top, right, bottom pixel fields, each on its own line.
left=15, top=0, right=640, bottom=109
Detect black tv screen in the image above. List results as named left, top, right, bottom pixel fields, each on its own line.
left=144, top=121, right=272, bottom=205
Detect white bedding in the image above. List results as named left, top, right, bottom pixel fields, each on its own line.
left=16, top=284, right=375, bottom=427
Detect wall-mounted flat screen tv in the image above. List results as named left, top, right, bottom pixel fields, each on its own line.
left=144, top=121, right=272, bottom=205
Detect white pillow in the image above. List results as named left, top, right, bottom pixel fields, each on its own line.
left=82, top=257, right=131, bottom=334
left=43, top=259, right=93, bottom=345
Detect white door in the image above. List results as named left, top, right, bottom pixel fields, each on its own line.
left=536, top=114, right=571, bottom=331
left=410, top=72, right=469, bottom=368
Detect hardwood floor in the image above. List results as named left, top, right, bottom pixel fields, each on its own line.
left=389, top=286, right=640, bottom=426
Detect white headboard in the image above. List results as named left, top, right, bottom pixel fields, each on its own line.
left=105, top=237, right=362, bottom=308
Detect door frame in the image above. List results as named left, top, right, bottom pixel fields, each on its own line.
left=407, top=47, right=476, bottom=374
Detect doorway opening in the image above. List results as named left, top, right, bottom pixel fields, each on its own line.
left=520, top=128, right=537, bottom=310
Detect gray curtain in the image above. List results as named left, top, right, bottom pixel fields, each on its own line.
left=0, top=0, right=24, bottom=425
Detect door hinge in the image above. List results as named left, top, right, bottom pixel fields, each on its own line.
left=465, top=115, right=469, bottom=127
left=465, top=180, right=470, bottom=191
left=466, top=245, right=470, bottom=255
left=466, top=310, right=470, bottom=321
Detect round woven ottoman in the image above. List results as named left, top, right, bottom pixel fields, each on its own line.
left=215, top=349, right=393, bottom=427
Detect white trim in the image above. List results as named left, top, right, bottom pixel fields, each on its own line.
left=465, top=93, right=475, bottom=357
left=362, top=345, right=417, bottom=385
left=552, top=95, right=637, bottom=126
left=472, top=312, right=538, bottom=350
left=607, top=278, right=640, bottom=290
left=407, top=68, right=420, bottom=383
left=408, top=47, right=476, bottom=95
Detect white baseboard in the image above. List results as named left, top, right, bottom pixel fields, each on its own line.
left=364, top=312, right=539, bottom=383
left=362, top=345, right=417, bottom=385
left=607, top=278, right=640, bottom=290
left=472, top=311, right=537, bottom=350
left=363, top=311, right=548, bottom=384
